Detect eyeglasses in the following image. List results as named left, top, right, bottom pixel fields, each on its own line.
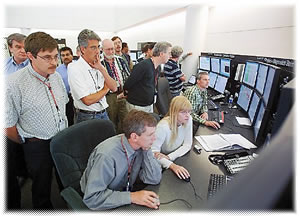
left=179, top=110, right=191, bottom=115
left=37, top=54, right=59, bottom=63
left=88, top=45, right=101, bottom=51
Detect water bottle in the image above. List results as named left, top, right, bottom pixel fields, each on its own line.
left=228, top=95, right=233, bottom=108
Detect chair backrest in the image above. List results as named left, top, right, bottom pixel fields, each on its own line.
left=155, top=77, right=172, bottom=116
left=50, top=119, right=116, bottom=194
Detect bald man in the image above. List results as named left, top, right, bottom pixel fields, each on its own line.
left=101, top=39, right=131, bottom=133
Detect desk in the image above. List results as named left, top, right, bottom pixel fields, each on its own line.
left=117, top=103, right=255, bottom=211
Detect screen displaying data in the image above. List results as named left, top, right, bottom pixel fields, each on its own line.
left=263, top=66, right=275, bottom=106
left=237, top=85, right=253, bottom=112
left=199, top=56, right=210, bottom=71
left=255, top=64, right=268, bottom=95
left=220, top=59, right=231, bottom=77
left=248, top=92, right=260, bottom=124
left=209, top=72, right=218, bottom=88
left=214, top=75, right=228, bottom=94
left=243, top=62, right=259, bottom=87
left=211, top=58, right=220, bottom=74
left=254, top=103, right=265, bottom=140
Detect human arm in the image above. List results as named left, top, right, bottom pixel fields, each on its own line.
left=200, top=112, right=208, bottom=120
left=89, top=54, right=117, bottom=92
left=178, top=52, right=192, bottom=64
left=139, top=149, right=162, bottom=185
left=130, top=190, right=160, bottom=209
left=80, top=83, right=110, bottom=106
left=6, top=126, right=21, bottom=144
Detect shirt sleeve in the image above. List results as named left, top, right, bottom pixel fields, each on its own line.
left=139, top=149, right=162, bottom=185
left=81, top=153, right=131, bottom=210
left=5, top=80, right=20, bottom=128
left=167, top=116, right=193, bottom=161
left=123, top=63, right=144, bottom=91
left=184, top=87, right=206, bottom=124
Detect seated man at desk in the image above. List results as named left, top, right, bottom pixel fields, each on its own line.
left=80, top=110, right=162, bottom=210
left=184, top=71, right=220, bottom=134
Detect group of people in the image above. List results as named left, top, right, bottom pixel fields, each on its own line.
left=4, top=29, right=220, bottom=210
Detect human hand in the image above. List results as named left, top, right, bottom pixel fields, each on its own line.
left=154, top=152, right=170, bottom=160
left=130, top=190, right=160, bottom=209
left=187, top=52, right=193, bottom=56
left=204, top=120, right=220, bottom=130
left=169, top=163, right=190, bottom=179
left=89, top=54, right=106, bottom=72
left=200, top=112, right=208, bottom=120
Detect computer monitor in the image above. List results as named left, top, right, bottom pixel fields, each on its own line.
left=243, top=61, right=259, bottom=88
left=253, top=102, right=270, bottom=146
left=237, top=84, right=253, bottom=112
left=199, top=56, right=211, bottom=71
left=129, top=52, right=137, bottom=61
left=263, top=66, right=280, bottom=109
left=211, top=58, right=220, bottom=74
left=248, top=91, right=260, bottom=124
left=214, top=75, right=228, bottom=94
left=220, top=59, right=231, bottom=77
left=209, top=72, right=218, bottom=88
left=187, top=75, right=196, bottom=85
left=255, top=63, right=268, bottom=95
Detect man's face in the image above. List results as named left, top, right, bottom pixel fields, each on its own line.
left=60, top=50, right=73, bottom=65
left=113, top=38, right=122, bottom=53
left=29, top=48, right=59, bottom=78
left=197, top=74, right=210, bottom=89
left=103, top=42, right=115, bottom=60
left=82, top=40, right=100, bottom=63
left=146, top=48, right=153, bottom=58
left=160, top=47, right=171, bottom=64
left=136, top=126, right=156, bottom=151
left=9, top=40, right=27, bottom=63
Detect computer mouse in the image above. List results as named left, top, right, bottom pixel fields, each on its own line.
left=182, top=177, right=190, bottom=182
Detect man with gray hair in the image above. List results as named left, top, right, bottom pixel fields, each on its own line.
left=5, top=33, right=29, bottom=76
left=124, top=41, right=172, bottom=113
left=68, top=29, right=117, bottom=123
left=164, top=45, right=187, bottom=97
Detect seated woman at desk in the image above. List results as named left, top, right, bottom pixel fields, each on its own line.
left=152, top=96, right=192, bottom=179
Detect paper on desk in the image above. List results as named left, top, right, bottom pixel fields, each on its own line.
left=236, top=117, right=251, bottom=126
left=220, top=134, right=257, bottom=149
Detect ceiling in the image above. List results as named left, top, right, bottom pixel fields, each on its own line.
left=4, top=2, right=190, bottom=32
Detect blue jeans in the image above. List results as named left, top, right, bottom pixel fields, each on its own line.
left=75, top=110, right=110, bottom=124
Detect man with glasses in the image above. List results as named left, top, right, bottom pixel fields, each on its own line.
left=101, top=39, right=130, bottom=133
left=5, top=32, right=68, bottom=209
left=68, top=29, right=117, bottom=123
left=56, top=46, right=75, bottom=126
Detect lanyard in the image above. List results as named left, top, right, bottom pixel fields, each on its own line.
left=121, top=136, right=136, bottom=191
left=88, top=69, right=100, bottom=90
left=32, top=74, right=59, bottom=111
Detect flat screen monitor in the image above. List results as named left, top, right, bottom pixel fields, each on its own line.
left=209, top=72, right=218, bottom=88
left=255, top=63, right=268, bottom=95
left=237, top=85, right=253, bottom=112
left=263, top=66, right=275, bottom=107
left=220, top=59, right=231, bottom=77
left=214, top=75, right=228, bottom=94
left=248, top=91, right=260, bottom=124
left=211, top=58, right=220, bottom=74
left=129, top=52, right=137, bottom=61
left=188, top=75, right=196, bottom=85
left=199, top=56, right=210, bottom=71
left=253, top=102, right=271, bottom=147
left=243, top=62, right=259, bottom=87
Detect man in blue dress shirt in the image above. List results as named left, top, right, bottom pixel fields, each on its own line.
left=5, top=33, right=29, bottom=76
left=56, top=47, right=74, bottom=126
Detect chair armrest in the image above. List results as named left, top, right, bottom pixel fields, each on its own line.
left=60, top=186, right=89, bottom=210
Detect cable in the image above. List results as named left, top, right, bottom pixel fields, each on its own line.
left=189, top=180, right=203, bottom=200
left=160, top=199, right=192, bottom=209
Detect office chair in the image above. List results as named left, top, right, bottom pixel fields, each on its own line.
left=155, top=77, right=172, bottom=117
left=50, top=119, right=116, bottom=210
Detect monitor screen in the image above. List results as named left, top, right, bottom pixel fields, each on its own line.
left=214, top=75, right=228, bottom=94
left=243, top=62, right=259, bottom=87
left=209, top=72, right=218, bottom=88
left=263, top=66, right=275, bottom=106
left=237, top=85, right=253, bottom=112
left=253, top=103, right=266, bottom=141
left=188, top=75, right=196, bottom=85
left=220, top=59, right=231, bottom=77
left=255, top=63, right=268, bottom=95
left=248, top=91, right=260, bottom=124
left=129, top=52, right=137, bottom=61
left=199, top=56, right=210, bottom=71
left=211, top=58, right=220, bottom=73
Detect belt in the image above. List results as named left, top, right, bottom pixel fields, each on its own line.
left=78, top=109, right=106, bottom=114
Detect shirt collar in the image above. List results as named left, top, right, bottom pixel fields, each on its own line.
left=12, top=57, right=29, bottom=66
left=121, top=134, right=136, bottom=158
left=78, top=56, right=93, bottom=71
left=28, top=63, right=51, bottom=82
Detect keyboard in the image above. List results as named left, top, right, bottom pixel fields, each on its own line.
left=223, top=155, right=255, bottom=174
left=208, top=99, right=219, bottom=110
left=207, top=174, right=232, bottom=199
left=211, top=94, right=225, bottom=101
left=212, top=111, right=224, bottom=124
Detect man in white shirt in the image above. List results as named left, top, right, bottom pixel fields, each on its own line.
left=68, top=29, right=117, bottom=123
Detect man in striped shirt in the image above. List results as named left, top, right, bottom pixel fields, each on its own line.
left=164, top=46, right=186, bottom=97
left=184, top=71, right=220, bottom=134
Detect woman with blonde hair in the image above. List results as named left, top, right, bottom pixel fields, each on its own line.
left=152, top=96, right=192, bottom=179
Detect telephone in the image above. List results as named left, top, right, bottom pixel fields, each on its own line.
left=208, top=151, right=249, bottom=165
